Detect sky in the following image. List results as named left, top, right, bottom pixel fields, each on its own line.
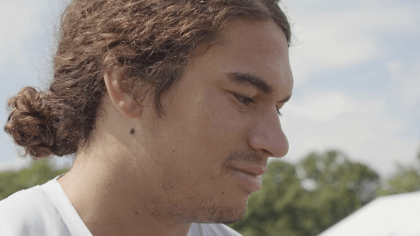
left=0, top=0, right=419, bottom=177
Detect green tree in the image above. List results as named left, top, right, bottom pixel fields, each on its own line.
left=296, top=150, right=379, bottom=235
left=0, top=158, right=69, bottom=201
left=377, top=148, right=420, bottom=196
left=229, top=150, right=380, bottom=236
left=230, top=161, right=306, bottom=236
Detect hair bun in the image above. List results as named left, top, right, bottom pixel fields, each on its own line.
left=4, top=87, right=57, bottom=159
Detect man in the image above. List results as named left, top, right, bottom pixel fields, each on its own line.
left=1, top=0, right=293, bottom=235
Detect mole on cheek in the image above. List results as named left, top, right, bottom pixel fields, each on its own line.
left=222, top=192, right=225, bottom=195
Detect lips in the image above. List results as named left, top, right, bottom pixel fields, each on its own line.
left=226, top=164, right=266, bottom=192
left=227, top=164, right=266, bottom=177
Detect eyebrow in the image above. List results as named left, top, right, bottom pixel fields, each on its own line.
left=226, top=72, right=292, bottom=103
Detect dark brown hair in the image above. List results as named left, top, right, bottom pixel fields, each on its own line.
left=4, top=0, right=291, bottom=159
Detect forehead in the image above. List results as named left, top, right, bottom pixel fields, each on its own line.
left=211, top=19, right=293, bottom=95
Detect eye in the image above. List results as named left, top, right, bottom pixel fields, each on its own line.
left=233, top=94, right=255, bottom=105
left=233, top=93, right=283, bottom=116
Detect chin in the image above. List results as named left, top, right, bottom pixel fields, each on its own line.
left=196, top=200, right=248, bottom=224
left=161, top=186, right=250, bottom=224
left=218, top=211, right=247, bottom=224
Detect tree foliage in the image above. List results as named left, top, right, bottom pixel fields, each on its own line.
left=0, top=159, right=69, bottom=201
left=295, top=150, right=379, bottom=234
left=377, top=148, right=420, bottom=196
left=2, top=147, right=420, bottom=235
left=229, top=150, right=380, bottom=236
left=230, top=161, right=305, bottom=236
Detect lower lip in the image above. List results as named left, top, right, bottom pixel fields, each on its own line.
left=229, top=168, right=262, bottom=192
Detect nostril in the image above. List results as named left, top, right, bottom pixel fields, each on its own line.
left=262, top=148, right=273, bottom=157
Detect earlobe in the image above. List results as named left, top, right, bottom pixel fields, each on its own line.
left=104, top=66, right=142, bottom=118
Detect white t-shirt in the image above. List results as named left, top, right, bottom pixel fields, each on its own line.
left=0, top=176, right=242, bottom=236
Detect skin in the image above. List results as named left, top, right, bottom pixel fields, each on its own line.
left=58, top=19, right=293, bottom=236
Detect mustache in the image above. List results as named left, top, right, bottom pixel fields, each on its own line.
left=222, top=150, right=265, bottom=167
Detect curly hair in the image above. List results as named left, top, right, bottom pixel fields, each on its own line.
left=4, top=0, right=291, bottom=159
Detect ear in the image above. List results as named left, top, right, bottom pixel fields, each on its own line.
left=104, top=66, right=142, bottom=118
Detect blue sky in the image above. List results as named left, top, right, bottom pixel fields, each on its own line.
left=0, top=0, right=419, bottom=177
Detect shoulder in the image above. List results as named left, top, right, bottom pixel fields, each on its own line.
left=201, top=223, right=243, bottom=236
left=0, top=183, right=67, bottom=235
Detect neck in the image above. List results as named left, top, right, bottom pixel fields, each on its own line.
left=57, top=134, right=192, bottom=236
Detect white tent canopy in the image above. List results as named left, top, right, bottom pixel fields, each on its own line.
left=319, top=191, right=420, bottom=236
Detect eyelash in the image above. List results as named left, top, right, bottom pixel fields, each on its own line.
left=233, top=94, right=283, bottom=116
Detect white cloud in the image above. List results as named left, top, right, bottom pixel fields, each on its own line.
left=0, top=0, right=42, bottom=65
left=0, top=158, right=33, bottom=172
left=0, top=0, right=66, bottom=72
left=286, top=90, right=357, bottom=122
left=0, top=135, right=29, bottom=171
left=387, top=60, right=420, bottom=110
left=280, top=89, right=418, bottom=177
left=273, top=0, right=420, bottom=177
left=0, top=156, right=73, bottom=172
left=285, top=90, right=386, bottom=122
left=285, top=1, right=419, bottom=87
left=0, top=0, right=418, bottom=179
left=0, top=134, right=74, bottom=172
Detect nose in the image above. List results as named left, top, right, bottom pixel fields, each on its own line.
left=248, top=109, right=289, bottom=158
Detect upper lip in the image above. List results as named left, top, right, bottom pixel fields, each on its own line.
left=227, top=164, right=267, bottom=176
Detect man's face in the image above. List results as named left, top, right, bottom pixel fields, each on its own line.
left=129, top=19, right=293, bottom=224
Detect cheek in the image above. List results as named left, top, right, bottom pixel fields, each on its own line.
left=163, top=89, right=248, bottom=176
left=190, top=95, right=248, bottom=157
